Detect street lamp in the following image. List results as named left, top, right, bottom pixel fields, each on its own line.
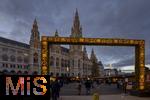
left=67, top=66, right=69, bottom=77
left=67, top=66, right=69, bottom=72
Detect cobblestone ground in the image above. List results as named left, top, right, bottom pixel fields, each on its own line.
left=60, top=82, right=123, bottom=95
left=59, top=82, right=150, bottom=100
left=60, top=95, right=150, bottom=100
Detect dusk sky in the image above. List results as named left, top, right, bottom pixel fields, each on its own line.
left=0, top=0, right=150, bottom=70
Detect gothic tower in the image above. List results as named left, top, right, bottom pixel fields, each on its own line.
left=54, top=29, right=59, bottom=37
left=51, top=30, right=61, bottom=53
left=90, top=48, right=100, bottom=77
left=70, top=9, right=82, bottom=52
left=90, top=48, right=97, bottom=62
left=30, top=19, right=40, bottom=48
left=83, top=46, right=88, bottom=59
left=29, top=19, right=41, bottom=75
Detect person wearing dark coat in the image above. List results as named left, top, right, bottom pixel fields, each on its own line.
left=84, top=80, right=92, bottom=95
left=77, top=81, right=82, bottom=95
left=51, top=80, right=61, bottom=100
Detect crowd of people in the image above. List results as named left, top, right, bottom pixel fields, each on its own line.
left=50, top=77, right=129, bottom=100
left=50, top=78, right=96, bottom=100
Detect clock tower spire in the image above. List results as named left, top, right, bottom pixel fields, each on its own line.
left=70, top=9, right=82, bottom=52
left=71, top=8, right=82, bottom=38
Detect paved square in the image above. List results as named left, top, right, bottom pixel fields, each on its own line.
left=60, top=95, right=150, bottom=100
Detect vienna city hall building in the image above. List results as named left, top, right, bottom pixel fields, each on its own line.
left=0, top=10, right=104, bottom=77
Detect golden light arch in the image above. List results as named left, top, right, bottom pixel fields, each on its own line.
left=41, top=36, right=145, bottom=91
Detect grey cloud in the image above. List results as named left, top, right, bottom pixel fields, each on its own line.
left=0, top=0, right=150, bottom=68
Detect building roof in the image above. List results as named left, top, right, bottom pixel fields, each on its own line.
left=0, top=36, right=30, bottom=48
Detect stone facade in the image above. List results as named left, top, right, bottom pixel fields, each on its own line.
left=0, top=19, right=41, bottom=75
left=0, top=10, right=103, bottom=77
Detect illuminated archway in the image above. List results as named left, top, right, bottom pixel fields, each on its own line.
left=41, top=36, right=145, bottom=91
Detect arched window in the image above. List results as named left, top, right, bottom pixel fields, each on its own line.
left=10, top=55, right=16, bottom=62
left=34, top=53, right=38, bottom=63
left=61, top=59, right=64, bottom=67
left=33, top=71, right=38, bottom=75
left=56, top=58, right=59, bottom=67
left=17, top=71, right=22, bottom=75
left=2, top=54, right=8, bottom=61
left=64, top=60, right=66, bottom=67
left=10, top=64, right=13, bottom=68
left=24, top=71, right=28, bottom=75
left=2, top=70, right=8, bottom=75
left=10, top=70, right=16, bottom=75
left=72, top=60, right=74, bottom=67
left=13, top=64, right=15, bottom=68
left=65, top=60, right=68, bottom=67
left=17, top=56, right=23, bottom=63
left=50, top=56, right=54, bottom=66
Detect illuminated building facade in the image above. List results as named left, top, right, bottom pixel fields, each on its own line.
left=0, top=19, right=40, bottom=75
left=49, top=10, right=101, bottom=77
left=0, top=10, right=102, bottom=77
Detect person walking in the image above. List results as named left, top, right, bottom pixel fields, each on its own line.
left=55, top=79, right=61, bottom=99
left=123, top=80, right=127, bottom=94
left=116, top=80, right=120, bottom=89
left=50, top=80, right=53, bottom=100
left=51, top=79, right=61, bottom=100
left=85, top=80, right=92, bottom=95
left=77, top=81, right=82, bottom=95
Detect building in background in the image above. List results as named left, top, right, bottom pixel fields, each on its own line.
left=49, top=10, right=101, bottom=78
left=98, top=61, right=105, bottom=78
left=0, top=19, right=40, bottom=75
left=0, top=10, right=103, bottom=77
left=104, top=69, right=118, bottom=77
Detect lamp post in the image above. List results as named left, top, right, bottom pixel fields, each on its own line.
left=67, top=66, right=69, bottom=77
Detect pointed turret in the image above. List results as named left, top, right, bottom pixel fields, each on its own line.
left=54, top=30, right=59, bottom=37
left=30, top=18, right=40, bottom=49
left=31, top=18, right=39, bottom=36
left=34, top=18, right=37, bottom=25
left=83, top=46, right=87, bottom=53
left=91, top=48, right=95, bottom=56
left=70, top=9, right=82, bottom=52
left=29, top=18, right=41, bottom=75
left=33, top=18, right=38, bottom=29
left=71, top=9, right=82, bottom=37
left=83, top=46, right=87, bottom=55
left=83, top=46, right=88, bottom=59
left=74, top=9, right=80, bottom=28
left=90, top=48, right=97, bottom=61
